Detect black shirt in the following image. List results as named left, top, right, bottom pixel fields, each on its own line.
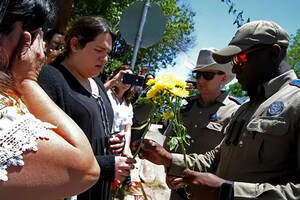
left=38, top=65, right=115, bottom=200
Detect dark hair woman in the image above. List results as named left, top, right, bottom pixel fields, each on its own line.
left=38, top=16, right=136, bottom=200
left=0, top=1, right=99, bottom=200
left=105, top=65, right=136, bottom=157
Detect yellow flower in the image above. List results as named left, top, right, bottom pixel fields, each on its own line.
left=174, top=79, right=186, bottom=89
left=162, top=112, right=174, bottom=120
left=146, top=85, right=159, bottom=99
left=146, top=74, right=188, bottom=99
left=146, top=79, right=157, bottom=86
left=170, top=87, right=189, bottom=98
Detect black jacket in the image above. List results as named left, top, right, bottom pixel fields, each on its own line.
left=38, top=65, right=115, bottom=200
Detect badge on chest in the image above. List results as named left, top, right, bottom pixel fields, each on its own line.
left=268, top=101, right=284, bottom=116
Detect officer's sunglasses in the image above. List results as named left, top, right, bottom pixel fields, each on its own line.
left=194, top=71, right=225, bottom=80
left=231, top=46, right=268, bottom=67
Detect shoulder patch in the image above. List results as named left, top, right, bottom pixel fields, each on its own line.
left=289, top=79, right=300, bottom=88
left=228, top=96, right=242, bottom=105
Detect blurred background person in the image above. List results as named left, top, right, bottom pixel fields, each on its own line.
left=44, top=28, right=64, bottom=65
left=44, top=28, right=64, bottom=56
left=38, top=16, right=135, bottom=200
left=164, top=48, right=240, bottom=200
left=0, top=0, right=99, bottom=199
left=105, top=65, right=136, bottom=157
left=144, top=73, right=155, bottom=89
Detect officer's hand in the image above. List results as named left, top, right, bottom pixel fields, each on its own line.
left=115, top=156, right=136, bottom=182
left=166, top=175, right=185, bottom=190
left=182, top=170, right=226, bottom=200
left=108, top=132, right=126, bottom=155
left=131, top=139, right=172, bottom=167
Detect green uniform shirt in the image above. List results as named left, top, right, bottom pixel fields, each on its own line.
left=169, top=70, right=300, bottom=199
left=166, top=91, right=240, bottom=200
left=165, top=91, right=240, bottom=154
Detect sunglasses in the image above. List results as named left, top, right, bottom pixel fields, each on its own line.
left=194, top=71, right=225, bottom=80
left=0, top=0, right=9, bottom=25
left=231, top=46, right=269, bottom=67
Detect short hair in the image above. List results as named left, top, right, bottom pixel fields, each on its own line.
left=44, top=28, right=63, bottom=42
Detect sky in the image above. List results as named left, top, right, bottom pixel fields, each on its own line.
left=156, top=0, right=300, bottom=82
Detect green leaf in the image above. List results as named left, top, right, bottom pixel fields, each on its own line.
left=168, top=137, right=179, bottom=151
left=182, top=133, right=191, bottom=146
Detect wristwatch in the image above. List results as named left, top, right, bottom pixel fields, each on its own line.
left=219, top=181, right=234, bottom=200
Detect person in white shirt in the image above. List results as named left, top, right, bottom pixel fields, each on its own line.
left=105, top=65, right=136, bottom=156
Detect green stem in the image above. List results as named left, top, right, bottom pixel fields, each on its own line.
left=139, top=175, right=148, bottom=200
left=133, top=112, right=154, bottom=158
left=179, top=138, right=189, bottom=170
left=174, top=97, right=189, bottom=169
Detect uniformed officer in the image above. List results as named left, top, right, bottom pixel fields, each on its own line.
left=165, top=48, right=239, bottom=154
left=164, top=48, right=240, bottom=200
left=132, top=20, right=300, bottom=200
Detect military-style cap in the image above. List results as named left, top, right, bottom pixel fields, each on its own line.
left=213, top=20, right=290, bottom=64
left=193, top=48, right=235, bottom=85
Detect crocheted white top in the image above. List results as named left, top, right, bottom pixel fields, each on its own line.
left=0, top=93, right=55, bottom=181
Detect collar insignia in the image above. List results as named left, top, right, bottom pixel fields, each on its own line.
left=209, top=113, right=218, bottom=121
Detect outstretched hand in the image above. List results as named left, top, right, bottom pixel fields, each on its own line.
left=181, top=170, right=226, bottom=200
left=131, top=139, right=173, bottom=167
left=11, top=28, right=45, bottom=93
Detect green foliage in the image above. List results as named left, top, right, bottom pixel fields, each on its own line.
left=98, top=57, right=123, bottom=81
left=288, top=29, right=300, bottom=78
left=71, top=0, right=196, bottom=75
left=228, top=82, right=247, bottom=97
left=220, top=0, right=250, bottom=28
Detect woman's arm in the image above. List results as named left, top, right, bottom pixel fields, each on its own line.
left=1, top=30, right=99, bottom=199
left=104, top=71, right=125, bottom=90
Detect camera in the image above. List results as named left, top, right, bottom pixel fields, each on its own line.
left=122, top=73, right=145, bottom=86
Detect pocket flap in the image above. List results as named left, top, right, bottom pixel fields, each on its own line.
left=206, top=122, right=223, bottom=132
left=246, top=116, right=288, bottom=136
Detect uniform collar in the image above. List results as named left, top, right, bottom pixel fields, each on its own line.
left=263, top=70, right=297, bottom=98
left=197, top=91, right=229, bottom=106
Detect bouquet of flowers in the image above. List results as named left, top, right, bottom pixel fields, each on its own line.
left=134, top=74, right=190, bottom=169
left=112, top=74, right=191, bottom=200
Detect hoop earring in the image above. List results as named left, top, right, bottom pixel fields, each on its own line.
left=0, top=47, right=9, bottom=71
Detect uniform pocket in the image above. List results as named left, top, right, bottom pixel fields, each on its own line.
left=246, top=116, right=288, bottom=136
left=206, top=122, right=223, bottom=132
left=246, top=116, right=290, bottom=165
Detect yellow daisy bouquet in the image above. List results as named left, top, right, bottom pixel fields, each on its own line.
left=112, top=74, right=190, bottom=200
left=134, top=74, right=190, bottom=169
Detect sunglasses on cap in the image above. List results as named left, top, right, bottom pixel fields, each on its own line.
left=0, top=0, right=9, bottom=25
left=231, top=46, right=269, bottom=67
left=193, top=71, right=225, bottom=80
